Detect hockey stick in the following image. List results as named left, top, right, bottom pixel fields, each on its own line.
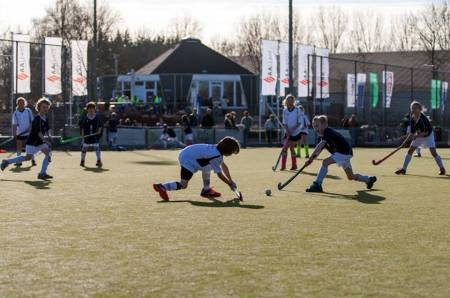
left=277, top=164, right=308, bottom=190
left=59, top=133, right=99, bottom=144
left=272, top=137, right=289, bottom=171
left=372, top=135, right=410, bottom=166
left=231, top=187, right=243, bottom=201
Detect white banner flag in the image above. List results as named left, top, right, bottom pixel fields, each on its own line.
left=347, top=74, right=356, bottom=108
left=297, top=45, right=314, bottom=97
left=315, top=47, right=329, bottom=99
left=71, top=40, right=88, bottom=96
left=442, top=81, right=448, bottom=112
left=279, top=42, right=289, bottom=96
left=45, top=37, right=62, bottom=95
left=12, top=34, right=31, bottom=94
left=261, top=40, right=278, bottom=96
left=382, top=71, right=394, bottom=108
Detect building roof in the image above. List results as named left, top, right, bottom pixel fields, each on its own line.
left=136, top=38, right=255, bottom=75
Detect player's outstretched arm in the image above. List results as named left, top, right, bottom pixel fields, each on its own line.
left=305, top=140, right=326, bottom=166
left=217, top=172, right=235, bottom=190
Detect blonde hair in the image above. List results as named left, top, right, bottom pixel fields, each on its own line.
left=16, top=97, right=27, bottom=106
left=35, top=97, right=52, bottom=112
left=282, top=94, right=295, bottom=107
left=312, top=115, right=328, bottom=125
left=410, top=101, right=422, bottom=111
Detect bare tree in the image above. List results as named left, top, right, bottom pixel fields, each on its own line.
left=315, top=6, right=348, bottom=53
left=411, top=1, right=450, bottom=68
left=166, top=14, right=202, bottom=40
left=349, top=11, right=387, bottom=53
left=390, top=14, right=421, bottom=51
left=209, top=37, right=238, bottom=57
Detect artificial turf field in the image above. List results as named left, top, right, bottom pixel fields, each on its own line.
left=1, top=148, right=449, bottom=297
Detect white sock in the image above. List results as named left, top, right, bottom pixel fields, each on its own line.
left=202, top=171, right=211, bottom=191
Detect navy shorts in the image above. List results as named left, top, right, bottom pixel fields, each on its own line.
left=286, top=132, right=302, bottom=142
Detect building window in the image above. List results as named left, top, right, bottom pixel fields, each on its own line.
left=145, top=81, right=155, bottom=90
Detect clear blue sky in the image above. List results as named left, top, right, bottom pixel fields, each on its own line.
left=0, top=0, right=432, bottom=40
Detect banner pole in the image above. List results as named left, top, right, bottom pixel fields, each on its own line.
left=10, top=33, right=14, bottom=136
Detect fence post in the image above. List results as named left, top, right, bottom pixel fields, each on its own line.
left=354, top=61, right=357, bottom=115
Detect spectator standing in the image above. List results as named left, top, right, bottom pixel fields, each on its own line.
left=240, top=110, right=253, bottom=148
left=189, top=108, right=199, bottom=127
left=107, top=112, right=119, bottom=148
left=201, top=108, right=215, bottom=128
left=265, top=114, right=277, bottom=146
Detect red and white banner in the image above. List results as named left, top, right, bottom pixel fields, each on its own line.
left=315, top=47, right=329, bottom=99
left=261, top=40, right=278, bottom=96
left=297, top=45, right=314, bottom=97
left=71, top=40, right=88, bottom=96
left=382, top=71, right=394, bottom=108
left=347, top=73, right=356, bottom=108
left=12, top=33, right=31, bottom=94
left=45, top=37, right=62, bottom=95
left=279, top=42, right=289, bottom=96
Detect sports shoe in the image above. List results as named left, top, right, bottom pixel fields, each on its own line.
left=31, top=160, right=37, bottom=166
left=306, top=182, right=323, bottom=193
left=14, top=162, right=22, bottom=167
left=38, top=173, right=53, bottom=180
left=395, top=168, right=406, bottom=175
left=153, top=183, right=169, bottom=201
left=280, top=166, right=286, bottom=171
left=366, top=176, right=377, bottom=190
left=80, top=160, right=85, bottom=167
left=96, top=160, right=103, bottom=168
left=305, top=155, right=310, bottom=158
left=200, top=187, right=222, bottom=198
left=414, top=153, right=422, bottom=157
left=1, top=160, right=8, bottom=171
left=290, top=166, right=298, bottom=171
left=439, top=168, right=446, bottom=176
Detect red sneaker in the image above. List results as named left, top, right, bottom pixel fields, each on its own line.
left=201, top=187, right=222, bottom=198
left=153, top=184, right=169, bottom=201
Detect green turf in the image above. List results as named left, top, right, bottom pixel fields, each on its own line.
left=1, top=148, right=449, bottom=297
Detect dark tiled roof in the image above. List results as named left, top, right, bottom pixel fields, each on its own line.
left=136, top=38, right=254, bottom=75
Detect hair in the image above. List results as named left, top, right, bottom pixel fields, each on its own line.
left=312, top=115, right=328, bottom=126
left=410, top=101, right=423, bottom=111
left=16, top=97, right=27, bottom=106
left=282, top=94, right=295, bottom=107
left=217, top=136, right=240, bottom=156
left=35, top=97, right=51, bottom=112
left=298, top=105, right=304, bottom=112
left=181, top=114, right=189, bottom=124
left=85, top=101, right=96, bottom=110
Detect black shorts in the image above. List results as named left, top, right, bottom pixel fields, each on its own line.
left=180, top=167, right=194, bottom=181
left=286, top=132, right=302, bottom=142
left=16, top=135, right=28, bottom=141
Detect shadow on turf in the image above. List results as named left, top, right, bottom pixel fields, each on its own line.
left=299, top=171, right=342, bottom=180
left=285, top=189, right=385, bottom=204
left=9, top=165, right=33, bottom=173
left=158, top=197, right=264, bottom=209
left=83, top=166, right=110, bottom=173
left=130, top=160, right=178, bottom=166
left=0, top=178, right=52, bottom=189
left=384, top=173, right=450, bottom=180
left=313, top=190, right=385, bottom=204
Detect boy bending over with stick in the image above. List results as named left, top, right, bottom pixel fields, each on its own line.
left=304, top=115, right=377, bottom=193
left=395, top=101, right=446, bottom=175
left=1, top=97, right=53, bottom=180
left=153, top=137, right=240, bottom=201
